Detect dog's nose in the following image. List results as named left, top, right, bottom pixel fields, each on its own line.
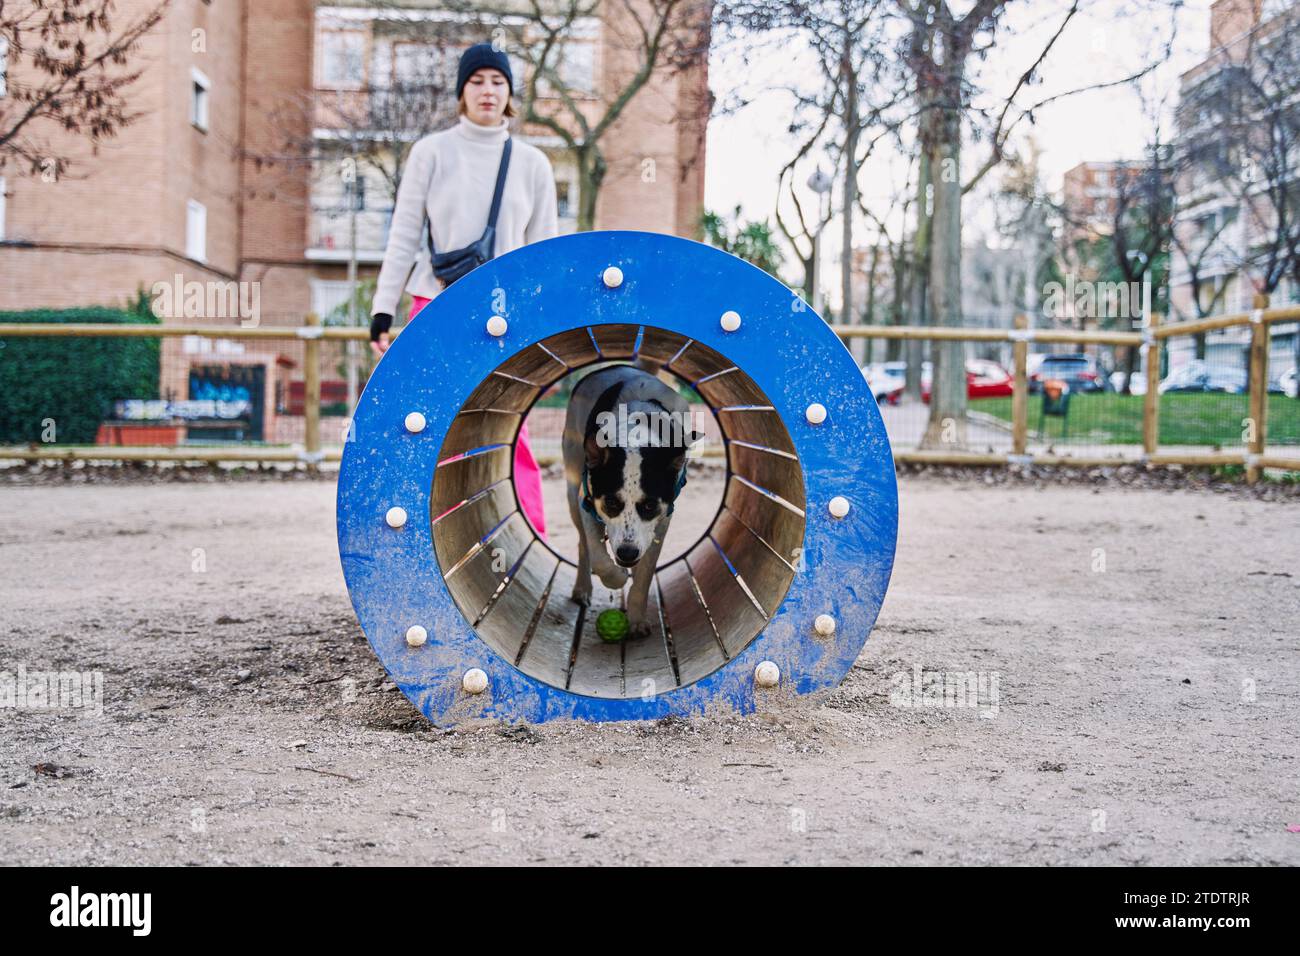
left=615, top=545, right=640, bottom=567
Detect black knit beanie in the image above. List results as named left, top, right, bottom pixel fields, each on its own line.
left=456, top=43, right=514, bottom=100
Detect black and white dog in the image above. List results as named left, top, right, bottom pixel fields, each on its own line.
left=563, top=359, right=702, bottom=638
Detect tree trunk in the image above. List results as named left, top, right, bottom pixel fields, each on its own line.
left=904, top=153, right=931, bottom=402
left=888, top=242, right=906, bottom=363
left=921, top=75, right=967, bottom=450
left=841, top=37, right=859, bottom=352
left=858, top=242, right=880, bottom=365
left=576, top=145, right=607, bottom=232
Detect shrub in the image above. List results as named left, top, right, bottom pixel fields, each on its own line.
left=0, top=294, right=160, bottom=444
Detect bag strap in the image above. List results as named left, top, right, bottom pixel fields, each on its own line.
left=424, top=137, right=513, bottom=256
left=486, top=138, right=513, bottom=231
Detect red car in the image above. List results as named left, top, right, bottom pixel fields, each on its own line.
left=921, top=359, right=1014, bottom=402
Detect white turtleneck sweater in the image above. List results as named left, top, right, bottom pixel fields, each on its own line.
left=371, top=115, right=559, bottom=318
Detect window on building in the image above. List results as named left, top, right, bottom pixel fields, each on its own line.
left=0, top=36, right=8, bottom=97
left=319, top=31, right=366, bottom=89
left=558, top=40, right=595, bottom=95
left=186, top=199, right=207, bottom=262
left=310, top=279, right=356, bottom=321
left=556, top=181, right=572, bottom=219
left=393, top=43, right=449, bottom=87
left=191, top=67, right=211, bottom=131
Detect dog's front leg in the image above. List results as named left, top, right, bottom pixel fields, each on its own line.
left=626, top=520, right=668, bottom=638
left=592, top=553, right=629, bottom=591
left=571, top=521, right=594, bottom=607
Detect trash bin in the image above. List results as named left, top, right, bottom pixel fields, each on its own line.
left=1039, top=378, right=1071, bottom=440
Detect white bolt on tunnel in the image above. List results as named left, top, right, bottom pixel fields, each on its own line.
left=754, top=661, right=780, bottom=688
left=720, top=310, right=741, bottom=332
left=385, top=507, right=408, bottom=529
left=486, top=315, right=508, bottom=337
left=828, top=496, right=851, bottom=519
left=462, top=668, right=489, bottom=695
left=805, top=402, right=827, bottom=424
left=405, top=625, right=428, bottom=647
left=602, top=266, right=624, bottom=288
left=814, top=614, right=836, bottom=637
left=404, top=411, right=427, bottom=434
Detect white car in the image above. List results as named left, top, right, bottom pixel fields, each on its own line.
left=1282, top=367, right=1298, bottom=399
left=861, top=362, right=906, bottom=405
left=1108, top=370, right=1146, bottom=395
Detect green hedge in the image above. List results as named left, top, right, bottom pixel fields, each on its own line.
left=0, top=298, right=160, bottom=444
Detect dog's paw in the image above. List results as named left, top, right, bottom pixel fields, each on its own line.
left=569, top=583, right=592, bottom=607
left=626, top=608, right=651, bottom=640
left=597, top=566, right=629, bottom=589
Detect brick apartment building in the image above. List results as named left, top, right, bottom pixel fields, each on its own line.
left=1060, top=161, right=1146, bottom=247
left=1170, top=0, right=1297, bottom=318
left=1168, top=0, right=1298, bottom=374
left=0, top=0, right=710, bottom=443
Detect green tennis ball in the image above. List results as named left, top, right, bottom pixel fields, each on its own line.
left=596, top=609, right=630, bottom=643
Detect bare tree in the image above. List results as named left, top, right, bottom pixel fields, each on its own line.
left=895, top=0, right=1006, bottom=446
left=1169, top=212, right=1233, bottom=357
left=1109, top=140, right=1175, bottom=393
left=720, top=0, right=903, bottom=332
left=857, top=160, right=915, bottom=364
left=774, top=153, right=832, bottom=304
left=0, top=0, right=172, bottom=177
left=896, top=0, right=1173, bottom=446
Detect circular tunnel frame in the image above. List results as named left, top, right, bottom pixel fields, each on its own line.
left=337, top=230, right=898, bottom=726
left=431, top=327, right=805, bottom=701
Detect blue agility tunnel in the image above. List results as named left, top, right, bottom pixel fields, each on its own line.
left=337, top=230, right=897, bottom=725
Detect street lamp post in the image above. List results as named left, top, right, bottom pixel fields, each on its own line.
left=807, top=166, right=833, bottom=316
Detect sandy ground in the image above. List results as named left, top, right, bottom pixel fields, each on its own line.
left=0, top=470, right=1297, bottom=866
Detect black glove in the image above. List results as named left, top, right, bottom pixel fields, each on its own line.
left=369, top=312, right=393, bottom=342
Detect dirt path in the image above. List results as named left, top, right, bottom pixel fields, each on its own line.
left=1, top=474, right=1296, bottom=865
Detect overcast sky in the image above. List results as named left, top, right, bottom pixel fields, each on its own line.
left=702, top=0, right=1218, bottom=284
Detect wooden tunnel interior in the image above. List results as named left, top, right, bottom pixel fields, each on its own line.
left=431, top=325, right=806, bottom=699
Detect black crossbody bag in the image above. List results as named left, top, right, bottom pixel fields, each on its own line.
left=426, top=138, right=512, bottom=288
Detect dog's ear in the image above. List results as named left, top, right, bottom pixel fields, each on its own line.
left=668, top=430, right=703, bottom=473
left=584, top=431, right=607, bottom=470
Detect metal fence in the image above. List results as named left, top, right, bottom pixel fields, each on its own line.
left=3, top=304, right=1299, bottom=482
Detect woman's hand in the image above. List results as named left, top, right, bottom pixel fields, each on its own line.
left=369, top=313, right=393, bottom=358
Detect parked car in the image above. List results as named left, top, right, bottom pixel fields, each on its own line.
left=1158, top=361, right=1286, bottom=395
left=920, top=359, right=1014, bottom=402
left=861, top=361, right=906, bottom=405
left=1026, top=353, right=1047, bottom=380
left=1281, top=366, right=1298, bottom=399
left=1029, top=353, right=1105, bottom=393
left=1108, top=370, right=1146, bottom=395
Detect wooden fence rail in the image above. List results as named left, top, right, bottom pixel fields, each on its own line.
left=2, top=307, right=1298, bottom=480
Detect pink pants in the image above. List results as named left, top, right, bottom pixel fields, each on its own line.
left=409, top=296, right=547, bottom=540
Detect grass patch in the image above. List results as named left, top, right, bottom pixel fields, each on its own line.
left=972, top=393, right=1300, bottom=445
